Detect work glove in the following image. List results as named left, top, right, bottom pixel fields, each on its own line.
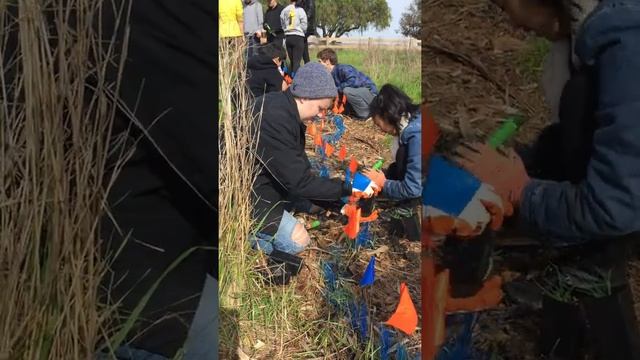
left=362, top=169, right=386, bottom=191
left=425, top=183, right=511, bottom=238
left=423, top=155, right=513, bottom=239
left=454, top=142, right=530, bottom=207
left=351, top=172, right=379, bottom=199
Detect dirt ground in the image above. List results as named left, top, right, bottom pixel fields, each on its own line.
left=424, top=0, right=640, bottom=359
left=295, top=116, right=423, bottom=358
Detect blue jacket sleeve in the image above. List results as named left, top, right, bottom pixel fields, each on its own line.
left=519, top=2, right=640, bottom=243
left=383, top=118, right=422, bottom=200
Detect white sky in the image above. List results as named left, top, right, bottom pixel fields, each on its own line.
left=346, top=0, right=413, bottom=39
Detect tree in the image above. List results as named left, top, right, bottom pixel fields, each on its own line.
left=399, top=0, right=421, bottom=39
left=316, top=0, right=391, bottom=38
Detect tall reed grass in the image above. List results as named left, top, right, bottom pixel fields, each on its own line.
left=0, top=1, right=130, bottom=358
left=218, top=38, right=260, bottom=357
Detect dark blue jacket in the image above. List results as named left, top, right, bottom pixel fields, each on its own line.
left=519, top=0, right=640, bottom=243
left=382, top=111, right=421, bottom=200
left=331, top=64, right=378, bottom=94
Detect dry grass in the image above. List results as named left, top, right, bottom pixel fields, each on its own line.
left=217, top=38, right=261, bottom=357
left=0, top=1, right=130, bottom=358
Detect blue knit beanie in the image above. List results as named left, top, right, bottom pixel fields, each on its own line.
left=290, top=62, right=338, bottom=99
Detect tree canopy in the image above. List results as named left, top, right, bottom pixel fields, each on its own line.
left=316, top=0, right=391, bottom=38
left=399, top=0, right=421, bottom=39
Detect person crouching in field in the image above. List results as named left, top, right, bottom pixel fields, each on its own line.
left=251, top=62, right=379, bottom=284
left=362, top=84, right=422, bottom=241
left=317, top=48, right=378, bottom=120
left=247, top=42, right=289, bottom=98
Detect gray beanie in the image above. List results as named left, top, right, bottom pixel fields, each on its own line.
left=290, top=62, right=338, bottom=99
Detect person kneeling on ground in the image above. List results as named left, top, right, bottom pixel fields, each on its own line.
left=317, top=48, right=378, bottom=120
left=361, top=84, right=422, bottom=240
left=251, top=62, right=380, bottom=284
left=247, top=42, right=289, bottom=98
left=452, top=0, right=640, bottom=358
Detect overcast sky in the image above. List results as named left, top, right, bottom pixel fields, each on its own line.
left=347, top=0, right=413, bottom=38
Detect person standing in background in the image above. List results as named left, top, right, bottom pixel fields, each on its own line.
left=301, top=0, right=316, bottom=64
left=264, top=0, right=285, bottom=46
left=219, top=0, right=244, bottom=42
left=280, top=0, right=307, bottom=76
left=243, top=0, right=264, bottom=58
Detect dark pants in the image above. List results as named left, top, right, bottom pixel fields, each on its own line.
left=302, top=35, right=310, bottom=63
left=285, top=35, right=305, bottom=75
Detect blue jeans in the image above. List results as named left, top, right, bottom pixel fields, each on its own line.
left=250, top=210, right=305, bottom=255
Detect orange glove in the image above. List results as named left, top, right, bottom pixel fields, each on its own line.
left=445, top=275, right=503, bottom=313
left=362, top=169, right=386, bottom=190
left=454, top=143, right=530, bottom=206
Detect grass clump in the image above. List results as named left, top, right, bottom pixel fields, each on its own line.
left=0, top=1, right=131, bottom=358
left=517, top=37, right=551, bottom=82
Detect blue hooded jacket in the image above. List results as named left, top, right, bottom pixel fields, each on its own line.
left=519, top=0, right=640, bottom=245
left=331, top=64, right=378, bottom=94
left=382, top=110, right=421, bottom=200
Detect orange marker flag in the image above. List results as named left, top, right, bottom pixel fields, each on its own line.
left=349, top=156, right=358, bottom=174
left=307, top=123, right=317, bottom=137
left=423, top=104, right=440, bottom=162
left=343, top=205, right=360, bottom=239
left=325, top=143, right=335, bottom=157
left=314, top=132, right=323, bottom=147
left=338, top=146, right=347, bottom=161
left=385, top=282, right=418, bottom=335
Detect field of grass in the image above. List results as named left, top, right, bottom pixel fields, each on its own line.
left=219, top=45, right=422, bottom=359
left=310, top=47, right=422, bottom=103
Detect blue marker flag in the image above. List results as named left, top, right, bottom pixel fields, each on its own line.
left=359, top=256, right=375, bottom=287
left=380, top=325, right=392, bottom=360
left=396, top=344, right=409, bottom=360
left=423, top=155, right=481, bottom=217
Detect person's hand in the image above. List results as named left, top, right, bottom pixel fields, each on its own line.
left=362, top=169, right=386, bottom=190
left=491, top=0, right=569, bottom=40
left=424, top=183, right=513, bottom=238
left=453, top=142, right=530, bottom=206
left=351, top=172, right=379, bottom=199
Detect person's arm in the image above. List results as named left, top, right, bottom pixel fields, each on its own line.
left=281, top=79, right=288, bottom=91
left=382, top=124, right=422, bottom=200
left=519, top=4, right=640, bottom=242
left=299, top=8, right=307, bottom=34
left=256, top=3, right=264, bottom=36
left=256, top=105, right=350, bottom=201
left=280, top=7, right=286, bottom=31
